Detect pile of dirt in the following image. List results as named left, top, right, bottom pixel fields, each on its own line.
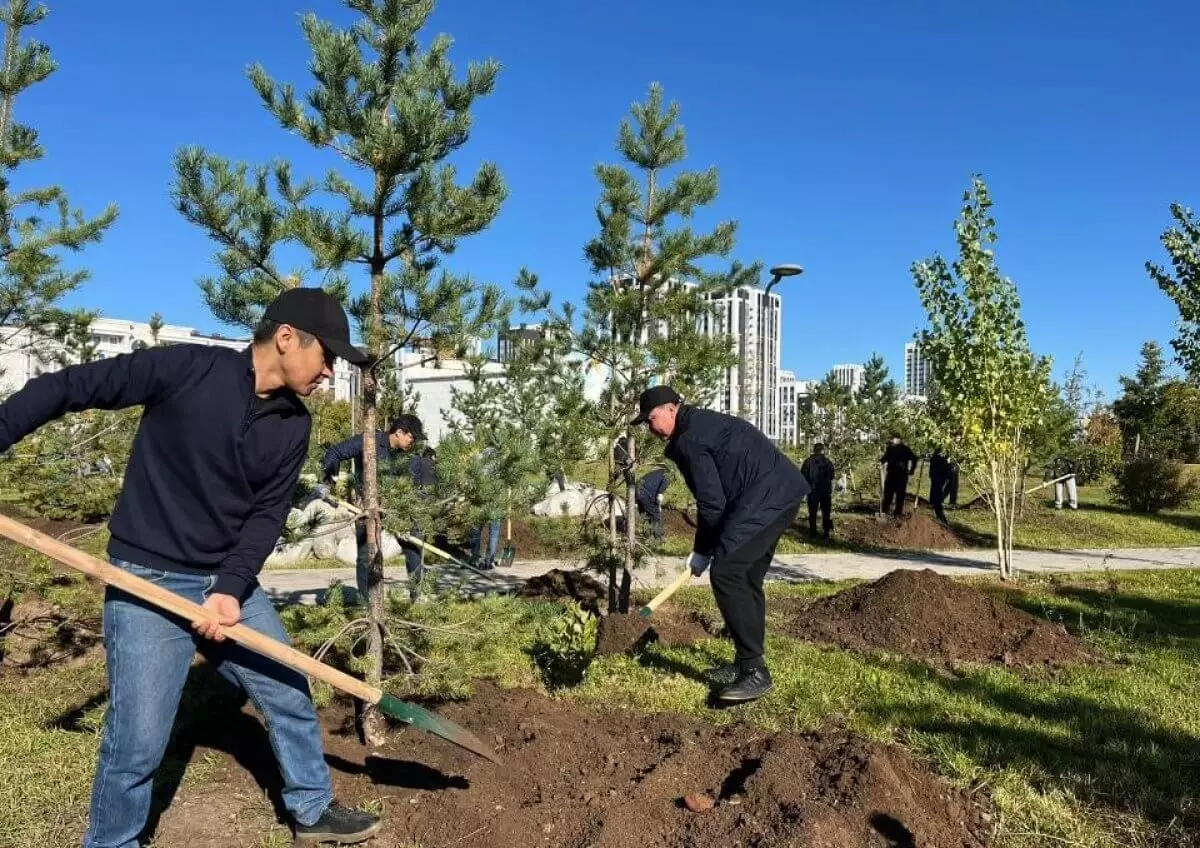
left=594, top=610, right=710, bottom=655
left=517, top=568, right=606, bottom=604
left=836, top=512, right=967, bottom=550
left=0, top=598, right=102, bottom=669
left=152, top=681, right=992, bottom=848
left=783, top=568, right=1100, bottom=670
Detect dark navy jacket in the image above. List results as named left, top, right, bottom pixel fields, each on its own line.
left=321, top=432, right=433, bottom=491
left=664, top=405, right=809, bottom=560
left=0, top=345, right=310, bottom=599
left=636, top=468, right=670, bottom=506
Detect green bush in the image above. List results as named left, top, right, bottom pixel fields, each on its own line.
left=1110, top=456, right=1199, bottom=513
left=531, top=601, right=597, bottom=688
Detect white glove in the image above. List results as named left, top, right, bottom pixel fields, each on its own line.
left=688, top=552, right=711, bottom=576
left=656, top=493, right=664, bottom=505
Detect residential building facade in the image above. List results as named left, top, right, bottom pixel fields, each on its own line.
left=904, top=341, right=931, bottom=400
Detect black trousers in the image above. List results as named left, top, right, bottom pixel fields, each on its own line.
left=807, top=490, right=832, bottom=535
left=882, top=472, right=909, bottom=517
left=710, top=503, right=801, bottom=672
left=929, top=477, right=948, bottom=522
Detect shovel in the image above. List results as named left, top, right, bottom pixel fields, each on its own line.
left=323, top=497, right=498, bottom=581
left=0, top=512, right=500, bottom=764
left=636, top=560, right=694, bottom=618
left=500, top=505, right=515, bottom=569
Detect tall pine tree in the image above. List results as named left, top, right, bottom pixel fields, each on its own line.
left=0, top=0, right=116, bottom=363
left=172, top=0, right=506, bottom=744
left=538, top=84, right=757, bottom=610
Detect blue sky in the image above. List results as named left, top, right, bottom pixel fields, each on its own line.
left=18, top=0, right=1200, bottom=396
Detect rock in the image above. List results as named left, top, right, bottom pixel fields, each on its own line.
left=266, top=539, right=314, bottom=566
left=683, top=793, right=715, bottom=813
left=531, top=484, right=625, bottom=520
left=335, top=536, right=358, bottom=565
left=380, top=531, right=403, bottom=560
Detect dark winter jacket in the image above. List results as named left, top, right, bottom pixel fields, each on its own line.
left=0, top=345, right=310, bottom=600
left=409, top=448, right=438, bottom=490
left=929, top=451, right=953, bottom=484
left=636, top=468, right=670, bottom=506
left=321, top=431, right=393, bottom=484
left=664, top=405, right=809, bottom=560
left=800, top=453, right=836, bottom=495
left=880, top=442, right=918, bottom=478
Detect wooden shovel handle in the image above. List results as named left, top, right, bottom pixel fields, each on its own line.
left=641, top=565, right=694, bottom=615
left=0, top=513, right=383, bottom=704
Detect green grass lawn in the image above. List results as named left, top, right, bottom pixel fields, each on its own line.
left=3, top=568, right=1199, bottom=846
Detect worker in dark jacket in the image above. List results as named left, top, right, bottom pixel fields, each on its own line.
left=800, top=443, right=835, bottom=538
left=928, top=448, right=953, bottom=523
left=635, top=467, right=671, bottom=545
left=0, top=289, right=381, bottom=846
left=880, top=434, right=918, bottom=518
left=634, top=385, right=809, bottom=703
left=320, top=413, right=427, bottom=601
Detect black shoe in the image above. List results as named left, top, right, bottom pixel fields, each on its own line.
left=717, top=667, right=773, bottom=703
left=706, top=663, right=739, bottom=687
left=294, top=802, right=382, bottom=844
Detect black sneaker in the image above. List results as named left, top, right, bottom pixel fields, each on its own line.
left=294, top=802, right=382, bottom=844
left=717, top=667, right=773, bottom=703
left=706, top=663, right=739, bottom=687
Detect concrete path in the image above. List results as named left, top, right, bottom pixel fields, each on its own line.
left=259, top=546, right=1200, bottom=606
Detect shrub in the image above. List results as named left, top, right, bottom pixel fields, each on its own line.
left=531, top=601, right=597, bottom=688
left=1110, top=456, right=1198, bottom=513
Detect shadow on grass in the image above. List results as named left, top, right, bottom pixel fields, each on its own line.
left=859, top=656, right=1200, bottom=834
left=1001, top=584, right=1200, bottom=658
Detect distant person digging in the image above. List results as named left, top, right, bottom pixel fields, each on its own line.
left=800, top=443, right=835, bottom=539
left=880, top=434, right=918, bottom=519
left=630, top=385, right=809, bottom=703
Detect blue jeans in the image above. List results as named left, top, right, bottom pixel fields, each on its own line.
left=355, top=523, right=424, bottom=601
left=83, top=560, right=333, bottom=848
left=469, top=520, right=501, bottom=565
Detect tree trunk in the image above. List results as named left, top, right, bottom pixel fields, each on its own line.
left=621, top=426, right=636, bottom=613
left=989, top=459, right=1009, bottom=580
left=360, top=194, right=388, bottom=747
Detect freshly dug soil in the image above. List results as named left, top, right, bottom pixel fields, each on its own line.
left=151, top=680, right=992, bottom=848
left=517, top=568, right=606, bottom=604
left=836, top=512, right=967, bottom=550
left=0, top=598, right=102, bottom=669
left=783, top=569, right=1099, bottom=670
left=594, top=610, right=709, bottom=655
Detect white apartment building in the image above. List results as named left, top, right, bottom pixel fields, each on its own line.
left=0, top=316, right=360, bottom=402
left=904, top=341, right=932, bottom=400
left=832, top=363, right=864, bottom=394
left=778, top=370, right=798, bottom=447
left=699, top=285, right=783, bottom=441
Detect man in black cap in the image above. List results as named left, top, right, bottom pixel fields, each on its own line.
left=321, top=413, right=430, bottom=601
left=633, top=385, right=809, bottom=703
left=800, top=443, right=835, bottom=539
left=0, top=287, right=382, bottom=846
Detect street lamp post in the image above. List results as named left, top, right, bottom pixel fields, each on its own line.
left=761, top=264, right=803, bottom=438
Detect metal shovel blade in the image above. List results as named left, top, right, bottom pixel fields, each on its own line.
left=376, top=692, right=500, bottom=764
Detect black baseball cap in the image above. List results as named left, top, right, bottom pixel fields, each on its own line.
left=631, top=385, right=682, bottom=425
left=263, top=288, right=369, bottom=366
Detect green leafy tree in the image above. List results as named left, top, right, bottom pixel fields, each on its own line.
left=536, top=84, right=756, bottom=610
left=0, top=1, right=116, bottom=366
left=1147, top=202, right=1200, bottom=378
left=171, top=0, right=507, bottom=744
left=912, top=176, right=1053, bottom=580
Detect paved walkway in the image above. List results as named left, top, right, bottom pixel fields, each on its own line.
left=259, top=546, right=1200, bottom=606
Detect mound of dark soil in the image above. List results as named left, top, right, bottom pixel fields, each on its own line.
left=837, top=512, right=968, bottom=550
left=152, top=681, right=992, bottom=848
left=517, top=568, right=606, bottom=603
left=594, top=610, right=709, bottom=655
left=783, top=568, right=1099, bottom=670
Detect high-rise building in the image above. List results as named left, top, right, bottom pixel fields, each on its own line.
left=698, top=285, right=783, bottom=440
left=496, top=323, right=550, bottom=363
left=778, top=369, right=798, bottom=447
left=832, top=363, right=864, bottom=394
left=904, top=341, right=931, bottom=399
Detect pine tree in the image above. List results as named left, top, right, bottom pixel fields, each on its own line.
left=171, top=0, right=507, bottom=744
left=533, top=84, right=756, bottom=611
left=0, top=1, right=116, bottom=363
